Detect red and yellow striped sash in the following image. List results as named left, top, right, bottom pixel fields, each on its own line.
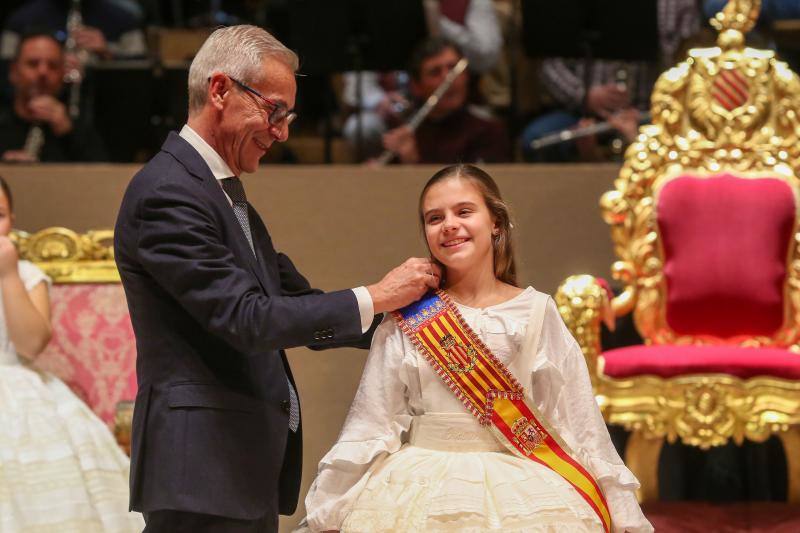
left=393, top=290, right=611, bottom=532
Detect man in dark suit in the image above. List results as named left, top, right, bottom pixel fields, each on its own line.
left=114, top=25, right=440, bottom=532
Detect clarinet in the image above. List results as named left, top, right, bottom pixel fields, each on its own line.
left=21, top=84, right=45, bottom=161
left=23, top=125, right=45, bottom=161
left=64, top=0, right=87, bottom=119
left=375, top=58, right=469, bottom=166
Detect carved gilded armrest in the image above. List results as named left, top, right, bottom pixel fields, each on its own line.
left=555, top=274, right=634, bottom=384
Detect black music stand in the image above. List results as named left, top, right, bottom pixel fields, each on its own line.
left=521, top=0, right=659, bottom=61
left=282, top=0, right=428, bottom=162
left=87, top=60, right=158, bottom=162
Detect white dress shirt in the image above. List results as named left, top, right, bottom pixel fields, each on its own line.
left=178, top=125, right=375, bottom=333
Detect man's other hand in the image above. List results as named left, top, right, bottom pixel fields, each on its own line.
left=74, top=26, right=111, bottom=58
left=586, top=84, right=630, bottom=117
left=28, top=95, right=72, bottom=136
left=382, top=126, right=420, bottom=164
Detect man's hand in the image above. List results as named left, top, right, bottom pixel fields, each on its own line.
left=2, top=150, right=37, bottom=163
left=74, top=26, right=110, bottom=58
left=586, top=84, right=630, bottom=117
left=605, top=107, right=641, bottom=142
left=28, top=95, right=72, bottom=136
left=0, top=236, right=19, bottom=279
left=573, top=118, right=602, bottom=162
left=64, top=52, right=82, bottom=78
left=368, top=258, right=442, bottom=314
left=376, top=91, right=409, bottom=121
left=382, top=125, right=419, bottom=164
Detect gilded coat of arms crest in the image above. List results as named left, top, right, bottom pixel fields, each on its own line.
left=711, top=68, right=749, bottom=111
left=439, top=333, right=477, bottom=373
left=511, top=416, right=545, bottom=455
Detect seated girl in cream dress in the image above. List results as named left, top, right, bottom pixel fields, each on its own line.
left=0, top=177, right=143, bottom=532
left=299, top=164, right=653, bottom=533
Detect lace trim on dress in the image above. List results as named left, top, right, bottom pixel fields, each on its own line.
left=339, top=445, right=605, bottom=532
left=0, top=366, right=142, bottom=532
left=342, top=514, right=601, bottom=533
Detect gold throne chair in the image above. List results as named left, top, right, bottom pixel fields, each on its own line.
left=555, top=0, right=800, bottom=502
left=11, top=227, right=137, bottom=454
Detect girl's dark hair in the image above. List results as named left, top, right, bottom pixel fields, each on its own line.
left=13, top=29, right=62, bottom=62
left=0, top=176, right=13, bottom=212
left=419, top=164, right=517, bottom=286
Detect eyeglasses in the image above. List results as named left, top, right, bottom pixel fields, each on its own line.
left=222, top=75, right=297, bottom=127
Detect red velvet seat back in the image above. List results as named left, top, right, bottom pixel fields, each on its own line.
left=33, top=284, right=138, bottom=426
left=657, top=174, right=796, bottom=339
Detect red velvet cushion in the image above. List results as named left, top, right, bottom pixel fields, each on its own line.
left=657, top=174, right=795, bottom=338
left=643, top=502, right=800, bottom=533
left=601, top=344, right=800, bottom=379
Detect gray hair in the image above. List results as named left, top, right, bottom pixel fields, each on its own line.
left=187, top=25, right=299, bottom=114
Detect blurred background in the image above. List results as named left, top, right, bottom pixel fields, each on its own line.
left=1, top=0, right=797, bottom=166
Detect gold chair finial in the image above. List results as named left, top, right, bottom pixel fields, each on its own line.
left=710, top=0, right=761, bottom=46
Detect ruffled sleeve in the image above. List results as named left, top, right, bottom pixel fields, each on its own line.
left=303, top=316, right=413, bottom=532
left=17, top=260, right=51, bottom=291
left=531, top=299, right=653, bottom=533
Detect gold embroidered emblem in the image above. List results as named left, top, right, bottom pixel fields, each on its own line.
left=439, top=334, right=477, bottom=373
left=511, top=417, right=544, bottom=455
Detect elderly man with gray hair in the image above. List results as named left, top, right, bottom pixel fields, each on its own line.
left=114, top=25, right=441, bottom=532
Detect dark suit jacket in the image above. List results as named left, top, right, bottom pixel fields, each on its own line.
left=114, top=132, right=377, bottom=521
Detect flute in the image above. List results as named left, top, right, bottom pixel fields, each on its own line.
left=529, top=111, right=652, bottom=151
left=375, top=57, right=469, bottom=166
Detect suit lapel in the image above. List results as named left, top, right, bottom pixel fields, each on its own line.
left=161, top=132, right=272, bottom=294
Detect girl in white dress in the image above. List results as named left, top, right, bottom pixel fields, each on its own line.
left=300, top=164, right=653, bottom=533
left=0, top=177, right=143, bottom=532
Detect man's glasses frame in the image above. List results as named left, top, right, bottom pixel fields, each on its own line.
left=213, top=75, right=297, bottom=127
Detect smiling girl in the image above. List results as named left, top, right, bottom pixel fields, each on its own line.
left=299, top=165, right=652, bottom=532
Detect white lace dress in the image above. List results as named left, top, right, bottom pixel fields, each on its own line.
left=300, top=287, right=653, bottom=533
left=0, top=260, right=144, bottom=532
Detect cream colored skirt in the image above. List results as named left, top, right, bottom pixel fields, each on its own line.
left=339, top=413, right=604, bottom=532
left=0, top=364, right=144, bottom=532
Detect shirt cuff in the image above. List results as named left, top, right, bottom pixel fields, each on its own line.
left=351, top=286, right=375, bottom=334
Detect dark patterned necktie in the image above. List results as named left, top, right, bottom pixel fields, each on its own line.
left=220, top=177, right=256, bottom=256
left=220, top=176, right=300, bottom=432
